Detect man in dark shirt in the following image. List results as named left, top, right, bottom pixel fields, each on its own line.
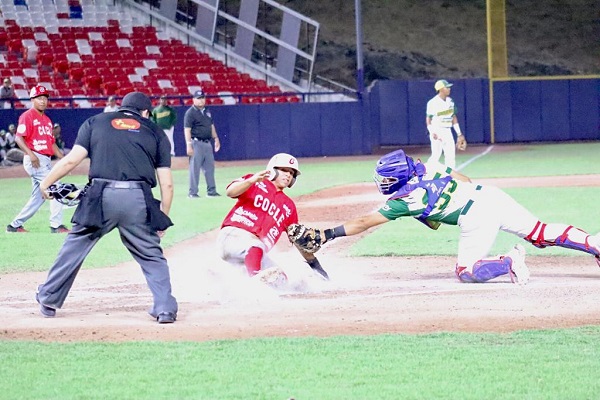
left=0, top=78, right=15, bottom=109
left=36, top=91, right=178, bottom=324
left=184, top=89, right=221, bottom=198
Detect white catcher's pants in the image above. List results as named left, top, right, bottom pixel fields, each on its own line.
left=428, top=127, right=456, bottom=168
left=456, top=185, right=538, bottom=269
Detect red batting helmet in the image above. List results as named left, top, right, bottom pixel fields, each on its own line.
left=29, top=85, right=50, bottom=99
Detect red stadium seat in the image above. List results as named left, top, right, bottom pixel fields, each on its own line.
left=1, top=20, right=284, bottom=108
left=102, top=81, right=119, bottom=96
left=52, top=60, right=69, bottom=75
left=68, top=67, right=84, bottom=81
left=84, top=75, right=103, bottom=93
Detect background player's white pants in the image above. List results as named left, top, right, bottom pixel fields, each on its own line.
left=163, top=127, right=175, bottom=156
left=428, top=127, right=456, bottom=168
left=456, top=186, right=538, bottom=269
left=216, top=226, right=278, bottom=271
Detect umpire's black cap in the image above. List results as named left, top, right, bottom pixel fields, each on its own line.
left=120, top=92, right=153, bottom=113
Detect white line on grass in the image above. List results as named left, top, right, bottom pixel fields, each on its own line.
left=455, top=145, right=494, bottom=171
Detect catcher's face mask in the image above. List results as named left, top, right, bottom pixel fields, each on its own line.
left=47, top=183, right=88, bottom=207
left=373, top=149, right=414, bottom=195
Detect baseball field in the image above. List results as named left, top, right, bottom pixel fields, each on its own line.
left=1, top=142, right=600, bottom=399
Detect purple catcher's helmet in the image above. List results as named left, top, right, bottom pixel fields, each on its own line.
left=373, top=149, right=417, bottom=195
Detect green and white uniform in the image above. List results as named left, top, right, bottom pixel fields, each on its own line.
left=377, top=161, right=540, bottom=270
left=426, top=95, right=458, bottom=168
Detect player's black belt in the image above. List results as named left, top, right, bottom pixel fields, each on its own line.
left=192, top=137, right=211, bottom=143
left=92, top=179, right=144, bottom=189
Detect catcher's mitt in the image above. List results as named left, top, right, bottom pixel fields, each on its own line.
left=47, top=183, right=88, bottom=207
left=456, top=135, right=467, bottom=151
left=287, top=223, right=325, bottom=254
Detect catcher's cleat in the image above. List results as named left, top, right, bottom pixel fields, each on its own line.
left=254, top=267, right=289, bottom=289
left=35, top=291, right=56, bottom=318
left=506, top=244, right=529, bottom=285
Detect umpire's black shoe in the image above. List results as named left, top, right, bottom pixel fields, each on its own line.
left=207, top=192, right=221, bottom=197
left=35, top=291, right=56, bottom=318
left=157, top=312, right=176, bottom=324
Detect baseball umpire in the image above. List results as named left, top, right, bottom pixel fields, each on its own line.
left=289, top=149, right=600, bottom=284
left=35, top=91, right=178, bottom=323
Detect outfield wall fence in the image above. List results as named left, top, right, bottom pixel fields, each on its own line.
left=1, top=77, right=598, bottom=161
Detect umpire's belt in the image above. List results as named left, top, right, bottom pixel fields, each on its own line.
left=92, top=179, right=144, bottom=189
left=192, top=137, right=211, bottom=143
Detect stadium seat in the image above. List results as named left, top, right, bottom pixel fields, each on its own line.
left=84, top=75, right=103, bottom=93
left=0, top=14, right=292, bottom=108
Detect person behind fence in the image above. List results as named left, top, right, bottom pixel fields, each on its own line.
left=52, top=123, right=66, bottom=157
left=6, top=85, right=69, bottom=234
left=35, top=91, right=178, bottom=323
left=0, top=130, right=8, bottom=162
left=6, top=123, right=17, bottom=149
left=103, top=95, right=119, bottom=112
left=0, top=78, right=15, bottom=109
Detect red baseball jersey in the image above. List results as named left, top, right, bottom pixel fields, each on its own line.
left=16, top=108, right=55, bottom=156
left=221, top=174, right=299, bottom=250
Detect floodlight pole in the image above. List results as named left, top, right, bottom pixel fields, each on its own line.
left=355, top=0, right=365, bottom=98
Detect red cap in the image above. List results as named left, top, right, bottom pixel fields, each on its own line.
left=30, top=85, right=50, bottom=99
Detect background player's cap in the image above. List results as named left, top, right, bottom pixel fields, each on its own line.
left=120, top=91, right=152, bottom=112
left=30, top=85, right=50, bottom=99
left=434, top=79, right=453, bottom=91
left=193, top=89, right=205, bottom=98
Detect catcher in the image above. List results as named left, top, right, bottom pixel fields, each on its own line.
left=288, top=149, right=600, bottom=284
left=216, top=153, right=329, bottom=288
left=426, top=79, right=467, bottom=169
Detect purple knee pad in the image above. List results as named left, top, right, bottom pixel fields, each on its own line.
left=456, top=258, right=511, bottom=283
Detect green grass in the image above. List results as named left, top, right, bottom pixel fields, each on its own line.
left=2, top=327, right=600, bottom=399
left=2, top=142, right=600, bottom=399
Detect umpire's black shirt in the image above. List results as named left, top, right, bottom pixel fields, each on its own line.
left=183, top=105, right=213, bottom=140
left=75, top=110, right=171, bottom=187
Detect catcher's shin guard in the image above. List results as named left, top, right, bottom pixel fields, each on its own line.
left=455, top=259, right=510, bottom=283
left=525, top=223, right=600, bottom=258
left=244, top=246, right=264, bottom=276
